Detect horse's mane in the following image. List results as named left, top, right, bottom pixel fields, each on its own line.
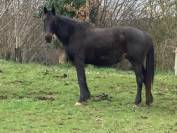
left=52, top=15, right=91, bottom=45
left=56, top=15, right=91, bottom=31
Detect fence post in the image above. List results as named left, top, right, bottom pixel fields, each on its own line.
left=175, top=48, right=177, bottom=75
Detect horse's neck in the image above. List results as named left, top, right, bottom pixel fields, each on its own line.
left=54, top=16, right=76, bottom=45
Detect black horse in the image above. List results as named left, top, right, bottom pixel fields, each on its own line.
left=43, top=6, right=155, bottom=105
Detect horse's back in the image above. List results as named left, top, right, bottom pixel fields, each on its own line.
left=86, top=26, right=153, bottom=48
left=120, top=27, right=152, bottom=45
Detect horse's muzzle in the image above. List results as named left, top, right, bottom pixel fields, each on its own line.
left=45, top=34, right=53, bottom=43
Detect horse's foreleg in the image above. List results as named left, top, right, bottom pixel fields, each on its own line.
left=133, top=64, right=144, bottom=105
left=75, top=58, right=90, bottom=103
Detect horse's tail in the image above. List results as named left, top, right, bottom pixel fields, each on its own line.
left=145, top=45, right=155, bottom=89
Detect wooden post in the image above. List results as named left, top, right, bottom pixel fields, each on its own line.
left=175, top=48, right=177, bottom=75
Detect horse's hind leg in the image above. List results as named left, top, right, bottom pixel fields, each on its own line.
left=145, top=78, right=153, bottom=105
left=133, top=64, right=145, bottom=105
left=142, top=65, right=153, bottom=105
left=145, top=85, right=153, bottom=105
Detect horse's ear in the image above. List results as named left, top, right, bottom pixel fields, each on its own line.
left=51, top=5, right=56, bottom=15
left=44, top=7, right=48, bottom=15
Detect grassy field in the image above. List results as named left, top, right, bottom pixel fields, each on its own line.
left=0, top=60, right=177, bottom=133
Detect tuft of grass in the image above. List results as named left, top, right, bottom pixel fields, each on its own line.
left=0, top=60, right=177, bottom=133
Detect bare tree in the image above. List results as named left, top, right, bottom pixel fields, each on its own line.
left=0, top=0, right=63, bottom=64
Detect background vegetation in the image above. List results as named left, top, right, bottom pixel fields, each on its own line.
left=0, top=0, right=177, bottom=70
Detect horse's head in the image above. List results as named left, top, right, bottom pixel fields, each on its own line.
left=43, top=6, right=56, bottom=43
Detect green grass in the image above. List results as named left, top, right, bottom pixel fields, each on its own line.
left=0, top=60, right=177, bottom=133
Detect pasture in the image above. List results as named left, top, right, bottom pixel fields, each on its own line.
left=0, top=60, right=177, bottom=133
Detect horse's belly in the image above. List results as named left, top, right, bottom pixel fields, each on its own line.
left=85, top=55, right=121, bottom=66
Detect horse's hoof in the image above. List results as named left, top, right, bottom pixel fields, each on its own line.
left=146, top=95, right=153, bottom=106
left=149, top=94, right=153, bottom=104
left=75, top=102, right=82, bottom=106
left=135, top=101, right=141, bottom=105
left=135, top=98, right=141, bottom=105
left=146, top=100, right=153, bottom=106
left=146, top=101, right=153, bottom=106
